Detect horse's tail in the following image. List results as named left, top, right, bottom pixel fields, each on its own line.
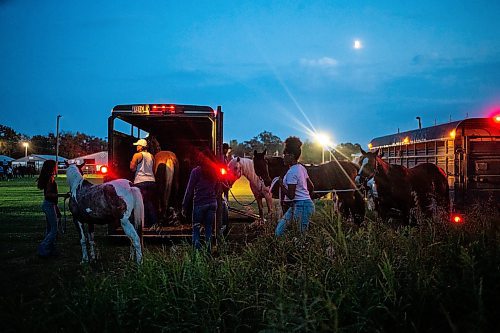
left=131, top=186, right=145, bottom=231
left=164, top=158, right=175, bottom=210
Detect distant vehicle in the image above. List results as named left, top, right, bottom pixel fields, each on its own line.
left=368, top=116, right=500, bottom=223
left=105, top=104, right=227, bottom=238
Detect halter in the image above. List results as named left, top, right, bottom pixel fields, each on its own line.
left=357, top=155, right=378, bottom=182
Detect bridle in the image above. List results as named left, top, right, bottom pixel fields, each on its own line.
left=356, top=155, right=378, bottom=183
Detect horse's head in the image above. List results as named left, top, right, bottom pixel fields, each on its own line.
left=65, top=163, right=85, bottom=197
left=253, top=150, right=272, bottom=186
left=226, top=157, right=242, bottom=186
left=355, top=147, right=380, bottom=185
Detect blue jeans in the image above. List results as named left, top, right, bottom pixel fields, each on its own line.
left=192, top=202, right=217, bottom=250
left=38, top=200, right=58, bottom=257
left=275, top=199, right=315, bottom=237
left=135, top=181, right=158, bottom=227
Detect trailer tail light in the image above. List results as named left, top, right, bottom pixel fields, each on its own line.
left=220, top=167, right=227, bottom=176
left=493, top=114, right=500, bottom=123
left=451, top=213, right=464, bottom=224
left=151, top=104, right=176, bottom=114
left=100, top=165, right=108, bottom=174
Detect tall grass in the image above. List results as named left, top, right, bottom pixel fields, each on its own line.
left=9, top=206, right=499, bottom=331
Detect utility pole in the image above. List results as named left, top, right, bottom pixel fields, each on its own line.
left=416, top=116, right=422, bottom=129
left=56, top=115, right=62, bottom=176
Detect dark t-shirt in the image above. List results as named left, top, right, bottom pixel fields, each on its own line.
left=182, top=166, right=217, bottom=209
left=44, top=180, right=58, bottom=204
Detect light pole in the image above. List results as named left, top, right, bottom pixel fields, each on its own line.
left=56, top=115, right=62, bottom=175
left=22, top=142, right=29, bottom=157
left=314, top=132, right=332, bottom=164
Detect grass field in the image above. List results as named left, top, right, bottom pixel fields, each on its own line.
left=1, top=176, right=500, bottom=332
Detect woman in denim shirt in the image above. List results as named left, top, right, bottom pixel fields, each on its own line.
left=182, top=149, right=219, bottom=251
left=275, top=137, right=315, bottom=237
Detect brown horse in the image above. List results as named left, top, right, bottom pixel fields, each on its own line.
left=253, top=151, right=365, bottom=224
left=355, top=147, right=449, bottom=224
left=154, top=151, right=179, bottom=223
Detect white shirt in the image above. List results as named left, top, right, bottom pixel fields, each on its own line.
left=283, top=163, right=311, bottom=201
left=134, top=152, right=155, bottom=184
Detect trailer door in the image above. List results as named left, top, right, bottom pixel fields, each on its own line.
left=466, top=137, right=500, bottom=201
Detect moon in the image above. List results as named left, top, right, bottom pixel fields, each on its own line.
left=353, top=39, right=362, bottom=49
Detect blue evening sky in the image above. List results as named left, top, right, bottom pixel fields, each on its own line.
left=1, top=0, right=499, bottom=146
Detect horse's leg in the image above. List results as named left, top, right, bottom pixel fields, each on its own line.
left=265, top=192, right=273, bottom=216
left=256, top=197, right=264, bottom=219
left=120, top=214, right=142, bottom=264
left=88, top=223, right=96, bottom=261
left=74, top=219, right=89, bottom=263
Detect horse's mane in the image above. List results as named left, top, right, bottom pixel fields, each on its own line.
left=66, top=165, right=84, bottom=200
left=230, top=157, right=262, bottom=186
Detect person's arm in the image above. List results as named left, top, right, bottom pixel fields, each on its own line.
left=280, top=168, right=298, bottom=200
left=129, top=152, right=142, bottom=172
left=284, top=183, right=297, bottom=200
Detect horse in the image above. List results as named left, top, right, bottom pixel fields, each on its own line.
left=66, top=164, right=144, bottom=264
left=154, top=151, right=179, bottom=224
left=354, top=147, right=449, bottom=224
left=253, top=151, right=365, bottom=224
left=227, top=156, right=273, bottom=219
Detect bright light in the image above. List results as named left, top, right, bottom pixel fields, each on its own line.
left=314, top=132, right=332, bottom=148
left=494, top=115, right=500, bottom=123
left=100, top=166, right=108, bottom=174
left=403, top=137, right=410, bottom=144
left=451, top=213, right=464, bottom=224
left=353, top=39, right=362, bottom=49
left=368, top=143, right=373, bottom=149
left=220, top=167, right=227, bottom=176
left=22, top=142, right=29, bottom=157
left=450, top=129, right=456, bottom=139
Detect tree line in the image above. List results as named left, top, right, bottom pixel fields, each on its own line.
left=229, top=131, right=362, bottom=164
left=0, top=124, right=107, bottom=159
left=1, top=124, right=361, bottom=163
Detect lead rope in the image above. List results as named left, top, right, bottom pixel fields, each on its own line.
left=59, top=193, right=70, bottom=235
left=229, top=188, right=257, bottom=206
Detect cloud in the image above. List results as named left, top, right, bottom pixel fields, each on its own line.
left=300, top=57, right=339, bottom=68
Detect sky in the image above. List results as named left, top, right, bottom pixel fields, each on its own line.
left=1, top=0, right=500, bottom=147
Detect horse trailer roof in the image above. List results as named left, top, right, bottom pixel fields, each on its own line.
left=369, top=118, right=500, bottom=147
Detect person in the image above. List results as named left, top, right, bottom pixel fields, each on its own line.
left=37, top=160, right=67, bottom=257
left=221, top=143, right=232, bottom=232
left=275, top=136, right=315, bottom=237
left=130, top=138, right=158, bottom=227
left=182, top=148, right=219, bottom=251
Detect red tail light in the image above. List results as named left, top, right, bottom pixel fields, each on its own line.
left=100, top=165, right=108, bottom=174
left=151, top=104, right=176, bottom=113
left=451, top=213, right=464, bottom=224
left=220, top=167, right=227, bottom=176
left=493, top=114, right=500, bottom=123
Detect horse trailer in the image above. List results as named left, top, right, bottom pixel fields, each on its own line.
left=105, top=104, right=226, bottom=238
left=368, top=116, right=500, bottom=218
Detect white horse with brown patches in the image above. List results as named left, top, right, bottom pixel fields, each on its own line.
left=66, top=164, right=144, bottom=264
